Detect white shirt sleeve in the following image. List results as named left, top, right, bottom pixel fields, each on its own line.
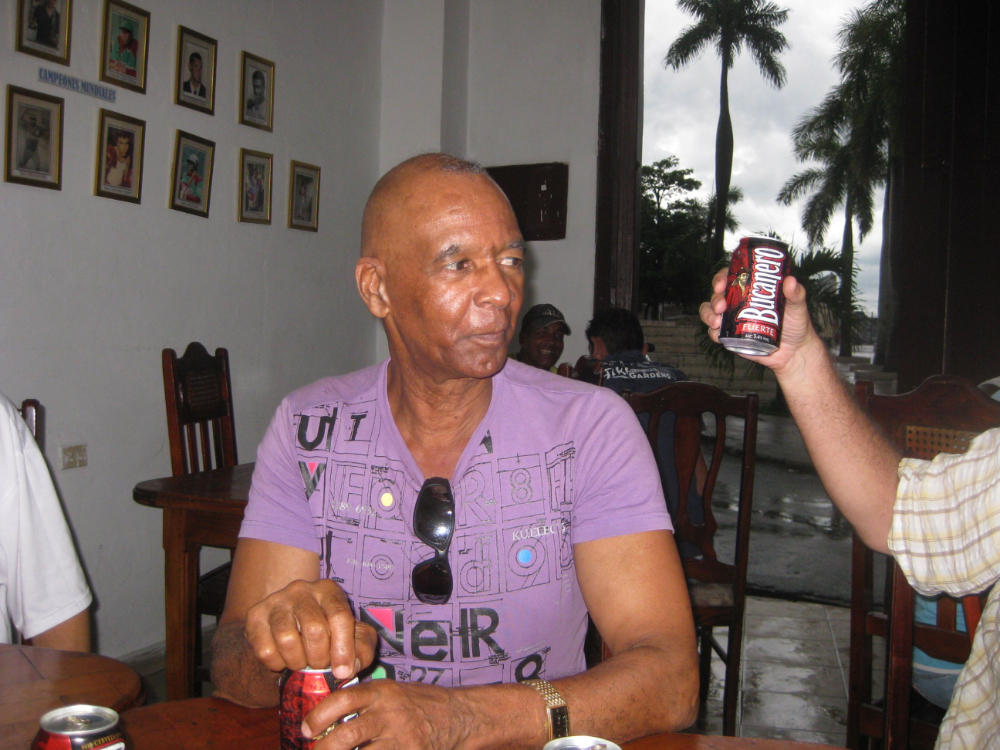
left=0, top=395, right=92, bottom=642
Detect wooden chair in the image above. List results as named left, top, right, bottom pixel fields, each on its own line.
left=18, top=399, right=42, bottom=448
left=847, top=375, right=1000, bottom=750
left=162, top=342, right=238, bottom=695
left=13, top=399, right=43, bottom=645
left=623, top=382, right=759, bottom=736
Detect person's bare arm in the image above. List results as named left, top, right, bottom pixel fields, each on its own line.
left=29, top=608, right=90, bottom=651
left=302, top=530, right=698, bottom=750
left=211, top=538, right=376, bottom=707
left=700, top=270, right=900, bottom=552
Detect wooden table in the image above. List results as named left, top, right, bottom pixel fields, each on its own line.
left=0, top=644, right=144, bottom=750
left=120, top=698, right=829, bottom=750
left=133, top=462, right=255, bottom=700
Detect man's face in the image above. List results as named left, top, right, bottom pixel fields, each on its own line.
left=186, top=160, right=197, bottom=175
left=115, top=135, right=130, bottom=160
left=189, top=57, right=203, bottom=85
left=46, top=0, right=56, bottom=10
left=519, top=321, right=566, bottom=370
left=120, top=29, right=132, bottom=45
left=252, top=78, right=264, bottom=102
left=378, top=172, right=525, bottom=381
left=738, top=270, right=749, bottom=285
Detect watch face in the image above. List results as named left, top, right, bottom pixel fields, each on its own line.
left=551, top=706, right=572, bottom=738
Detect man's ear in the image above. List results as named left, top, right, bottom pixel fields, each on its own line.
left=355, top=256, right=390, bottom=319
left=641, top=343, right=648, bottom=356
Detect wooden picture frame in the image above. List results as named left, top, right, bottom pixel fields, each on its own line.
left=288, top=161, right=320, bottom=231
left=238, top=148, right=272, bottom=224
left=174, top=26, right=217, bottom=115
left=4, top=85, right=64, bottom=190
left=94, top=108, right=145, bottom=203
left=100, top=0, right=150, bottom=94
left=16, top=0, right=73, bottom=66
left=169, top=130, right=215, bottom=218
left=239, top=51, right=274, bottom=132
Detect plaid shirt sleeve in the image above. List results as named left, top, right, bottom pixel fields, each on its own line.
left=889, top=427, right=1000, bottom=598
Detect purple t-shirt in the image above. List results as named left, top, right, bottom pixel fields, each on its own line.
left=241, top=359, right=671, bottom=687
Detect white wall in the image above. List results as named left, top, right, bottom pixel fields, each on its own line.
left=0, top=0, right=382, bottom=656
left=464, top=0, right=602, bottom=362
left=0, top=0, right=604, bottom=658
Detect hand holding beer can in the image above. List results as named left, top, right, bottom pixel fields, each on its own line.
left=718, top=235, right=791, bottom=356
left=279, top=667, right=359, bottom=749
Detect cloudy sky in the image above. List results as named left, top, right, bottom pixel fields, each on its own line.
left=643, top=0, right=883, bottom=313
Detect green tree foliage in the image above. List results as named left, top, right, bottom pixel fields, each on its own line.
left=638, top=157, right=743, bottom=315
left=664, top=0, right=790, bottom=267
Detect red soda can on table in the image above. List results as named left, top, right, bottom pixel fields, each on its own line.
left=31, top=705, right=128, bottom=749
left=279, top=668, right=359, bottom=749
left=719, top=235, right=791, bottom=356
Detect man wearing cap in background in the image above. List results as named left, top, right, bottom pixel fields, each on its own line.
left=178, top=153, right=203, bottom=204
left=109, top=18, right=138, bottom=77
left=515, top=303, right=570, bottom=372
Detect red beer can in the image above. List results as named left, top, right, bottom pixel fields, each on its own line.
left=719, top=235, right=791, bottom=356
left=279, top=668, right=359, bottom=749
left=31, top=705, right=128, bottom=749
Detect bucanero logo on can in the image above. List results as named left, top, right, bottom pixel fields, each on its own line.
left=719, top=236, right=791, bottom=356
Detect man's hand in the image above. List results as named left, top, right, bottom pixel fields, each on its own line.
left=303, top=680, right=478, bottom=750
left=245, top=579, right=377, bottom=679
left=699, top=267, right=818, bottom=376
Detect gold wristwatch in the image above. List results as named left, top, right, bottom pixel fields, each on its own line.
left=523, top=678, right=571, bottom=740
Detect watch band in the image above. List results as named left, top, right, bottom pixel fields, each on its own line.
left=523, top=678, right=571, bottom=740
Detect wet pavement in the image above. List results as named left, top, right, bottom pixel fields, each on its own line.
left=708, top=414, right=855, bottom=606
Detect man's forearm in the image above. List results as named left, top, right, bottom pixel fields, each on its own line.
left=30, top=609, right=91, bottom=652
left=774, top=329, right=901, bottom=553
left=211, top=620, right=282, bottom=707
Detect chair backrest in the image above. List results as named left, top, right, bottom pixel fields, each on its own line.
left=162, top=343, right=238, bottom=476
left=850, top=375, right=1000, bottom=749
left=18, top=399, right=42, bottom=450
left=623, top=382, right=759, bottom=584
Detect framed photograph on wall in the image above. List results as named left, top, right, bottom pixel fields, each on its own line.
left=169, top=130, right=215, bottom=217
left=239, top=52, right=274, bottom=132
left=100, top=0, right=150, bottom=94
left=288, top=161, right=320, bottom=231
left=94, top=108, right=144, bottom=203
left=238, top=148, right=272, bottom=224
left=174, top=26, right=217, bottom=115
left=4, top=85, right=63, bottom=190
left=16, top=0, right=73, bottom=65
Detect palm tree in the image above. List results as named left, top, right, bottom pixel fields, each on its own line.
left=664, top=0, right=790, bottom=266
left=777, top=85, right=885, bottom=356
left=834, top=0, right=905, bottom=366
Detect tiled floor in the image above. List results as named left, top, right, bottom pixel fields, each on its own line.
left=129, top=597, right=875, bottom=746
left=687, top=595, right=882, bottom=745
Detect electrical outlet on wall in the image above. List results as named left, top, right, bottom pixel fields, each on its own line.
left=61, top=444, right=88, bottom=469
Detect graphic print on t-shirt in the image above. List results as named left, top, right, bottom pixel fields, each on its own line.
left=291, top=394, right=579, bottom=687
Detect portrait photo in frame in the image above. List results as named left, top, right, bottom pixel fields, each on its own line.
left=238, top=148, right=273, bottom=224
left=100, top=0, right=150, bottom=94
left=94, top=108, right=144, bottom=203
left=16, top=0, right=73, bottom=65
left=4, top=85, right=63, bottom=190
left=239, top=52, right=274, bottom=132
left=288, top=161, right=320, bottom=231
left=169, top=130, right=215, bottom=217
left=175, top=26, right=217, bottom=115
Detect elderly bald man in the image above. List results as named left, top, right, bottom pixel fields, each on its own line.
left=211, top=154, right=698, bottom=749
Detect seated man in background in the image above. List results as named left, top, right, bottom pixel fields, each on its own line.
left=582, top=308, right=705, bottom=555
left=515, top=303, right=570, bottom=372
left=212, top=154, right=698, bottom=748
left=0, top=392, right=91, bottom=650
left=701, top=268, right=1000, bottom=750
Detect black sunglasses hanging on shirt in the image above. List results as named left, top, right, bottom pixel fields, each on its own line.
left=411, top=477, right=455, bottom=604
